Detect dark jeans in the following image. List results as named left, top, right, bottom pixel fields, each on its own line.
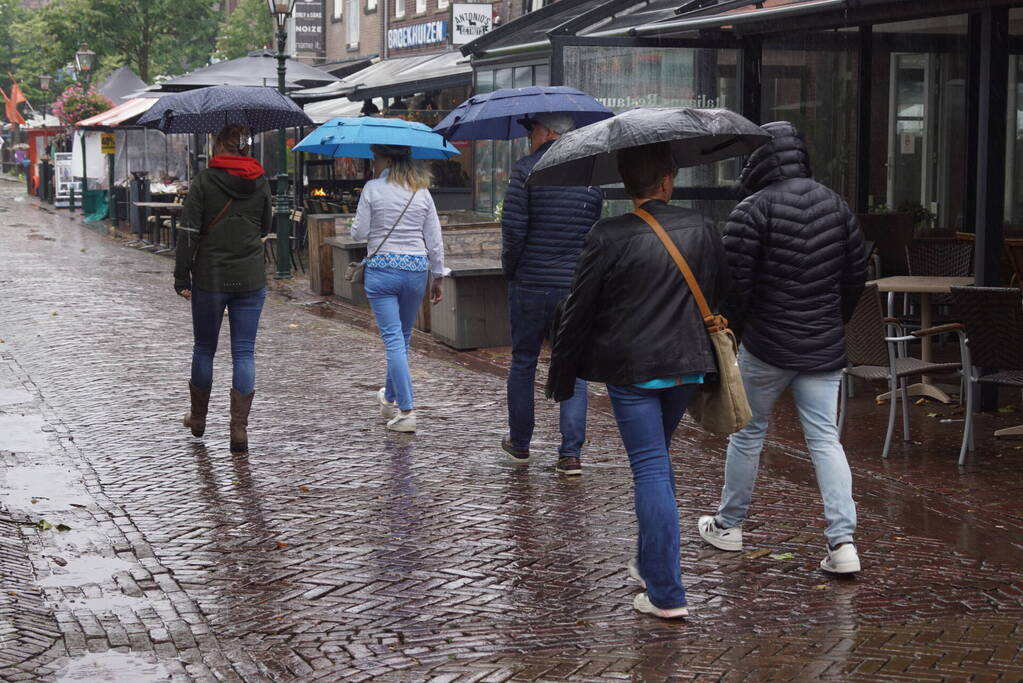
left=606, top=382, right=699, bottom=610
left=506, top=281, right=587, bottom=457
left=190, top=287, right=266, bottom=395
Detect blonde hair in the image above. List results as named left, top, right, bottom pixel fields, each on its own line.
left=372, top=144, right=432, bottom=192
left=213, top=124, right=253, bottom=156
left=386, top=155, right=432, bottom=192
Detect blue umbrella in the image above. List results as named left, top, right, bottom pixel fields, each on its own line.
left=294, top=117, right=460, bottom=160
left=433, top=86, right=613, bottom=141
left=137, top=85, right=313, bottom=134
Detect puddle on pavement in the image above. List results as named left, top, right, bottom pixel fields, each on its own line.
left=38, top=554, right=135, bottom=587
left=0, top=463, right=91, bottom=512
left=0, top=413, right=51, bottom=452
left=65, top=594, right=173, bottom=613
left=56, top=652, right=171, bottom=682
left=0, top=387, right=34, bottom=406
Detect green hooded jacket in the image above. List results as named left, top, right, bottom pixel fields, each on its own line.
left=173, top=167, right=272, bottom=293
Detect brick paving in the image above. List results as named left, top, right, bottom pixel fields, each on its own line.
left=2, top=179, right=1023, bottom=680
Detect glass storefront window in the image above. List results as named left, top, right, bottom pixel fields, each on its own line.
left=563, top=44, right=740, bottom=194
left=1006, top=9, right=1023, bottom=227
left=868, top=15, right=968, bottom=232
left=762, top=31, right=859, bottom=205
left=473, top=64, right=548, bottom=212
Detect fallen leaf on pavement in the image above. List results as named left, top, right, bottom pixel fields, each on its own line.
left=275, top=541, right=289, bottom=550
left=298, top=487, right=310, bottom=492
left=746, top=549, right=772, bottom=559
left=288, top=323, right=299, bottom=328
left=997, top=405, right=1016, bottom=414
left=769, top=552, right=795, bottom=561
left=814, top=584, right=830, bottom=590
left=927, top=412, right=939, bottom=418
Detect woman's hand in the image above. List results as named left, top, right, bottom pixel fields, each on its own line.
left=178, top=289, right=192, bottom=301
left=430, top=277, right=444, bottom=305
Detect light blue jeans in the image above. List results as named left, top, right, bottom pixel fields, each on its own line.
left=715, top=346, right=857, bottom=546
left=364, top=266, right=429, bottom=412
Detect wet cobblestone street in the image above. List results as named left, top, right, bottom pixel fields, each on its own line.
left=2, top=178, right=1023, bottom=681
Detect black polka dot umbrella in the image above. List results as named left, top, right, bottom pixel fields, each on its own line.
left=137, top=85, right=313, bottom=134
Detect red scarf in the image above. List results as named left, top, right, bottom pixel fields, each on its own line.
left=209, top=155, right=265, bottom=180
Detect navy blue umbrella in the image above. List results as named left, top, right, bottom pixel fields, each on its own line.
left=433, top=86, right=613, bottom=141
left=137, top=85, right=313, bottom=134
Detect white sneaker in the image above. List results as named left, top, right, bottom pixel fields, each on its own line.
left=627, top=558, right=646, bottom=589
left=377, top=388, right=397, bottom=419
left=820, top=543, right=861, bottom=574
left=698, top=515, right=743, bottom=551
left=633, top=592, right=688, bottom=619
left=386, top=411, right=416, bottom=433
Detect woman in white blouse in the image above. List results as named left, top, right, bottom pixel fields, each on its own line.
left=351, top=144, right=446, bottom=432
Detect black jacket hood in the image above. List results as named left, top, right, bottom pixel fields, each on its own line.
left=736, top=121, right=812, bottom=199
left=207, top=167, right=266, bottom=200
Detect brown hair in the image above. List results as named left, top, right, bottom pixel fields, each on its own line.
left=616, top=142, right=677, bottom=199
left=213, top=124, right=253, bottom=156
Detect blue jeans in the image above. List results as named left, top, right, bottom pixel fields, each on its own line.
left=715, top=346, right=857, bottom=546
left=365, top=267, right=428, bottom=412
left=607, top=382, right=699, bottom=610
left=190, top=287, right=266, bottom=395
left=507, top=281, right=587, bottom=457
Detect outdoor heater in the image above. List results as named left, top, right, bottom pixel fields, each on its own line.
left=267, top=0, right=298, bottom=279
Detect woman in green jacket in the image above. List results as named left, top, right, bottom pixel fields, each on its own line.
left=174, top=124, right=272, bottom=453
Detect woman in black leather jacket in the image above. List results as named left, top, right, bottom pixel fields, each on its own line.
left=547, top=142, right=730, bottom=619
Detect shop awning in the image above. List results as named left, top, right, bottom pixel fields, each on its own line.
left=76, top=98, right=157, bottom=129
left=146, top=49, right=339, bottom=92
left=344, top=51, right=471, bottom=101
left=304, top=98, right=366, bottom=124
left=290, top=80, right=360, bottom=104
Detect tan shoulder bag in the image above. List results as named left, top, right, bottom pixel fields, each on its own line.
left=633, top=208, right=752, bottom=435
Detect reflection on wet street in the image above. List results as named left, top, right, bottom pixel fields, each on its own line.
left=2, top=179, right=1023, bottom=679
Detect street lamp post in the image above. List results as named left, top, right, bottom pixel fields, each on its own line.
left=39, top=74, right=52, bottom=119
left=74, top=43, right=96, bottom=210
left=267, top=0, right=296, bottom=279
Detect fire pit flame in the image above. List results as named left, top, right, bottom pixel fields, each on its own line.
left=311, top=187, right=327, bottom=197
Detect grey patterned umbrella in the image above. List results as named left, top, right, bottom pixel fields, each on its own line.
left=137, top=86, right=313, bottom=134
left=527, top=107, right=770, bottom=186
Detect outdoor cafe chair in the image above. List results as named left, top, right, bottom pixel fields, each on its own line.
left=839, top=284, right=966, bottom=459
left=900, top=238, right=974, bottom=323
left=949, top=286, right=1023, bottom=466
left=262, top=210, right=305, bottom=273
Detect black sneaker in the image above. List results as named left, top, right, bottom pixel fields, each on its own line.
left=555, top=456, right=582, bottom=475
left=501, top=436, right=530, bottom=463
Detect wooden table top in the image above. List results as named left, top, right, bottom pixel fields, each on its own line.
left=868, top=275, right=974, bottom=294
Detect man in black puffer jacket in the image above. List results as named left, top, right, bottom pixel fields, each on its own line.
left=697, top=122, right=867, bottom=575
left=501, top=112, right=603, bottom=476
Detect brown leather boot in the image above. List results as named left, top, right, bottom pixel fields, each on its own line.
left=229, top=388, right=255, bottom=453
left=183, top=382, right=211, bottom=437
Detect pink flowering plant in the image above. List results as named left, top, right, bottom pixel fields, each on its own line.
left=51, top=84, right=114, bottom=127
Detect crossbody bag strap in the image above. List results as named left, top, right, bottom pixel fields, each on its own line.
left=633, top=207, right=716, bottom=329
left=206, top=198, right=234, bottom=232
left=366, top=191, right=417, bottom=261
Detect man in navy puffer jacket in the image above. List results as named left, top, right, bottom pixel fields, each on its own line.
left=500, top=112, right=603, bottom=475
left=697, top=122, right=867, bottom=575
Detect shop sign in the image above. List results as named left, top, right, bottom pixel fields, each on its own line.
left=294, top=0, right=325, bottom=55
left=100, top=133, right=116, bottom=154
left=451, top=3, right=493, bottom=45
left=388, top=20, right=448, bottom=50
left=54, top=152, right=78, bottom=207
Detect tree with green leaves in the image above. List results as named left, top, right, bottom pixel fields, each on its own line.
left=215, top=0, right=273, bottom=61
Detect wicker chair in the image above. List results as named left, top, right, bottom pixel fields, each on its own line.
left=949, top=286, right=1023, bottom=465
left=838, top=284, right=966, bottom=459
left=905, top=237, right=974, bottom=300
left=1005, top=238, right=1023, bottom=287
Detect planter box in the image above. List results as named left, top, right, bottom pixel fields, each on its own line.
left=326, top=235, right=368, bottom=307
left=429, top=258, right=509, bottom=350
